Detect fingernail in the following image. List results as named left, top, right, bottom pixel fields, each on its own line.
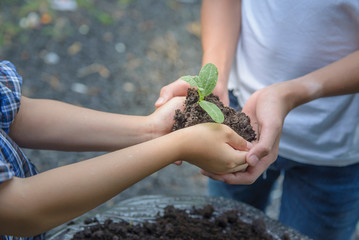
left=155, top=97, right=164, bottom=106
left=246, top=142, right=253, bottom=150
left=248, top=155, right=259, bottom=166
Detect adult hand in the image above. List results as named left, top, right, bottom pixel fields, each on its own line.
left=155, top=79, right=190, bottom=108
left=180, top=123, right=250, bottom=174
left=202, top=82, right=295, bottom=184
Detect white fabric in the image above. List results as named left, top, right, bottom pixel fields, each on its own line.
left=228, top=0, right=359, bottom=166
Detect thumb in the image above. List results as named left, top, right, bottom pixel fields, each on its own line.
left=155, top=79, right=190, bottom=107
left=155, top=93, right=171, bottom=108
left=246, top=147, right=264, bottom=167
left=246, top=125, right=278, bottom=166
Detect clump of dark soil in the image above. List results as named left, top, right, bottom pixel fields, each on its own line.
left=172, top=88, right=256, bottom=142
left=71, top=204, right=283, bottom=240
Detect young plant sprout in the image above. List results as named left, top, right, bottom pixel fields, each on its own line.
left=181, top=63, right=224, bottom=123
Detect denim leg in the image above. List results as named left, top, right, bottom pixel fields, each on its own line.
left=208, top=168, right=281, bottom=211
left=279, top=160, right=359, bottom=240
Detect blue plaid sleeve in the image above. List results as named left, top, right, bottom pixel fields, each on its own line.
left=0, top=61, right=44, bottom=240
left=0, top=60, right=22, bottom=134
left=0, top=149, right=15, bottom=183
left=0, top=129, right=17, bottom=183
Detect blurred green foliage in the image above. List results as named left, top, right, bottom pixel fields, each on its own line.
left=0, top=0, right=53, bottom=50
left=0, top=0, right=129, bottom=51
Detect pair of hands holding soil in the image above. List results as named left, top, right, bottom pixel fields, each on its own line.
left=149, top=96, right=249, bottom=175
left=155, top=79, right=292, bottom=185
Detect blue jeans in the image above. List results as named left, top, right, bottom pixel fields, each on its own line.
left=208, top=91, right=359, bottom=240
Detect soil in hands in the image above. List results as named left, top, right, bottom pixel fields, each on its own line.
left=71, top=204, right=282, bottom=240
left=172, top=88, right=256, bottom=142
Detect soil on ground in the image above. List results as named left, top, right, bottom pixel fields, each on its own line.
left=71, top=205, right=285, bottom=240
left=172, top=88, right=257, bottom=142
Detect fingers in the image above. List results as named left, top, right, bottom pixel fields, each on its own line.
left=155, top=79, right=190, bottom=107
left=246, top=122, right=280, bottom=166
left=202, top=152, right=274, bottom=185
left=200, top=170, right=229, bottom=183
left=201, top=167, right=256, bottom=185
left=210, top=145, right=248, bottom=174
left=231, top=163, right=248, bottom=172
left=224, top=148, right=248, bottom=171
left=226, top=127, right=251, bottom=152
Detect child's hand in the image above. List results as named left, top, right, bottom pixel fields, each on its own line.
left=178, top=123, right=250, bottom=174
left=148, top=97, right=185, bottom=138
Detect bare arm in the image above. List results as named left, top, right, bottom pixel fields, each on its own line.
left=0, top=122, right=248, bottom=236
left=201, top=0, right=241, bottom=105
left=203, top=50, right=359, bottom=184
left=155, top=0, right=241, bottom=107
left=281, top=50, right=359, bottom=106
left=9, top=96, right=178, bottom=151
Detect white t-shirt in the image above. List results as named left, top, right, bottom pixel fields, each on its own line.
left=228, top=0, right=359, bottom=166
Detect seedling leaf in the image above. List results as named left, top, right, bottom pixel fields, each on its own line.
left=198, top=63, right=218, bottom=97
left=199, top=100, right=224, bottom=123
left=179, top=63, right=224, bottom=123
left=181, top=75, right=198, bottom=88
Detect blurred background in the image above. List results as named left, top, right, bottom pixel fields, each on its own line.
left=0, top=0, right=208, bottom=208
left=1, top=0, right=358, bottom=238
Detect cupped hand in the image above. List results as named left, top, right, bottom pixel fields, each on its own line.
left=180, top=123, right=250, bottom=175
left=148, top=97, right=186, bottom=138
left=201, top=82, right=295, bottom=184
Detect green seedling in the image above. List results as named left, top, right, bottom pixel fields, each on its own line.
left=181, top=63, right=224, bottom=123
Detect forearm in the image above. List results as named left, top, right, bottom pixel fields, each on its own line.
left=277, top=50, right=359, bottom=111
left=0, top=122, right=250, bottom=236
left=9, top=97, right=154, bottom=151
left=0, top=132, right=180, bottom=236
left=201, top=0, right=241, bottom=91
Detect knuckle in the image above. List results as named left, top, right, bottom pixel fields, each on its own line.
left=159, top=85, right=168, bottom=94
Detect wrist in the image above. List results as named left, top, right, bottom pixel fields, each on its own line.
left=202, top=53, right=232, bottom=85
left=160, top=129, right=187, bottom=164
left=144, top=113, right=173, bottom=141
left=110, top=115, right=155, bottom=150
left=143, top=115, right=160, bottom=141
left=277, top=77, right=322, bottom=111
left=169, top=127, right=192, bottom=162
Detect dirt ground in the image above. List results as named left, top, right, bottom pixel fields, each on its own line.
left=1, top=0, right=358, bottom=239
left=1, top=0, right=207, bottom=202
